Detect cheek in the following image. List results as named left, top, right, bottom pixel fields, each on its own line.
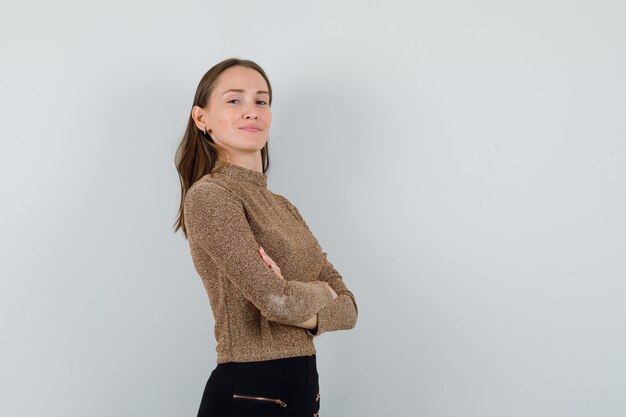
left=216, top=114, right=233, bottom=127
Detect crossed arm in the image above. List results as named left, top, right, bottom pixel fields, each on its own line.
left=258, top=246, right=337, bottom=330
left=259, top=243, right=358, bottom=335
left=185, top=182, right=357, bottom=335
left=267, top=195, right=359, bottom=336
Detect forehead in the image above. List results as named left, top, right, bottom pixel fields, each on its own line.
left=213, top=66, right=268, bottom=93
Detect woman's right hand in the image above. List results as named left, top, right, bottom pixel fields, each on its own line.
left=259, top=246, right=283, bottom=279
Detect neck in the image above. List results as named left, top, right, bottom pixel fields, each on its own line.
left=218, top=151, right=263, bottom=173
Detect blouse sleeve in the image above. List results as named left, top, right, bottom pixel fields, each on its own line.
left=184, top=181, right=334, bottom=325
left=275, top=195, right=358, bottom=336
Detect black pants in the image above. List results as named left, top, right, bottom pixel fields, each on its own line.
left=197, top=355, right=321, bottom=417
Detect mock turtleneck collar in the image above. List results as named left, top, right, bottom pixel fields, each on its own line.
left=212, top=159, right=268, bottom=188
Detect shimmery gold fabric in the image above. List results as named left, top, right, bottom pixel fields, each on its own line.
left=184, top=160, right=358, bottom=363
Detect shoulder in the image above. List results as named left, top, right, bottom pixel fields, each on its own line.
left=272, top=192, right=304, bottom=222
left=184, top=175, right=241, bottom=209
left=272, top=192, right=289, bottom=206
left=272, top=192, right=294, bottom=210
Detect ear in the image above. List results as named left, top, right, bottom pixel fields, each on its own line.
left=191, top=105, right=209, bottom=132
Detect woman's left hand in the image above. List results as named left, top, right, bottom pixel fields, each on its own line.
left=259, top=246, right=284, bottom=279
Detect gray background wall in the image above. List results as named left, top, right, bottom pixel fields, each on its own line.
left=1, top=1, right=625, bottom=416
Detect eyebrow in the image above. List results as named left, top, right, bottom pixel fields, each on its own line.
left=221, top=88, right=269, bottom=96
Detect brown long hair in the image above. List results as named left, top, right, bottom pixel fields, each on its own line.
left=173, top=58, right=273, bottom=238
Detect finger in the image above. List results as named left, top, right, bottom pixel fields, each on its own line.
left=259, top=248, right=281, bottom=272
left=261, top=252, right=274, bottom=262
left=259, top=247, right=271, bottom=260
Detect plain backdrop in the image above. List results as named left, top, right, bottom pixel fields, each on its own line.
left=1, top=1, right=625, bottom=416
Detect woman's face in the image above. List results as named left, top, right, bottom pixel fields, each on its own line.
left=202, top=66, right=272, bottom=159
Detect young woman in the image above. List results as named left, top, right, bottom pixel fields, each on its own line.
left=174, top=58, right=358, bottom=417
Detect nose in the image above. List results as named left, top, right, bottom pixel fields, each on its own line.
left=242, top=102, right=258, bottom=119
left=243, top=110, right=258, bottom=119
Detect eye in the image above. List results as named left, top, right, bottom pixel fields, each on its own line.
left=256, top=99, right=268, bottom=105
left=227, top=98, right=240, bottom=104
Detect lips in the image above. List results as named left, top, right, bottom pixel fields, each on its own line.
left=240, top=126, right=260, bottom=132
